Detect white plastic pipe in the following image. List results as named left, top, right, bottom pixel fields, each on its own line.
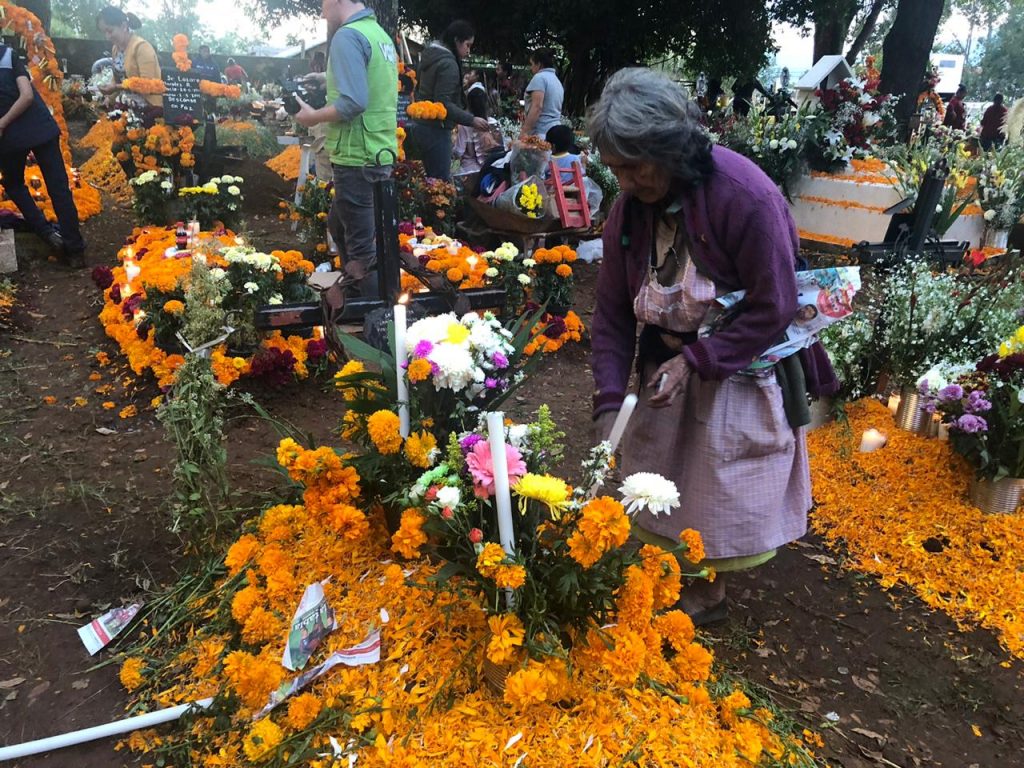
left=0, top=698, right=212, bottom=761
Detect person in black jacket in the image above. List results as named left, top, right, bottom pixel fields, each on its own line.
left=465, top=69, right=488, bottom=119
left=0, top=44, right=85, bottom=267
left=408, top=19, right=488, bottom=180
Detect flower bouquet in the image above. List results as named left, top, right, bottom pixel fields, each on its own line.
left=178, top=174, right=245, bottom=229
left=929, top=327, right=1024, bottom=482
left=128, top=167, right=174, bottom=224
left=393, top=415, right=710, bottom=672
left=332, top=308, right=545, bottom=522
left=976, top=147, right=1024, bottom=241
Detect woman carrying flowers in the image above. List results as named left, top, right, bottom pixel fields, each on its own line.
left=406, top=19, right=489, bottom=180
left=588, top=68, right=837, bottom=624
left=95, top=6, right=162, bottom=107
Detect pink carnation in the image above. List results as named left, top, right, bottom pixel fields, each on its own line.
left=466, top=440, right=526, bottom=498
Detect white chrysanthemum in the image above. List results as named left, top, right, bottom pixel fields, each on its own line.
left=243, top=281, right=260, bottom=294
left=228, top=185, right=241, bottom=196
left=485, top=267, right=498, bottom=278
left=268, top=293, right=283, bottom=305
left=619, top=472, right=680, bottom=517
left=517, top=273, right=531, bottom=285
left=407, top=313, right=459, bottom=349
left=428, top=343, right=476, bottom=390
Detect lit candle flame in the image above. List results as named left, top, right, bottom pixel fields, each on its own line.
left=398, top=293, right=410, bottom=305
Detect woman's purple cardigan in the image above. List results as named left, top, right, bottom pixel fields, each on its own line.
left=591, top=145, right=839, bottom=417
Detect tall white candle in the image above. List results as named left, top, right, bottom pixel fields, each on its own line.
left=393, top=299, right=410, bottom=438
left=607, top=393, right=638, bottom=452
left=486, top=411, right=515, bottom=555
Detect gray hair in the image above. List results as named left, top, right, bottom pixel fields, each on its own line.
left=587, top=68, right=712, bottom=188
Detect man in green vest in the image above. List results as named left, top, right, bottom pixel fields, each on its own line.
left=295, top=0, right=397, bottom=296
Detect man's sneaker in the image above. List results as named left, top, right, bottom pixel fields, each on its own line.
left=61, top=250, right=86, bottom=269
left=42, top=229, right=64, bottom=254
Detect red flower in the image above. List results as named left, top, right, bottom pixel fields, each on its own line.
left=441, top=507, right=453, bottom=520
left=469, top=528, right=483, bottom=543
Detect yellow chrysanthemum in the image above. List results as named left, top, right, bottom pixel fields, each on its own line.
left=243, top=718, right=283, bottom=762
left=367, top=410, right=403, bottom=454
left=513, top=473, right=571, bottom=516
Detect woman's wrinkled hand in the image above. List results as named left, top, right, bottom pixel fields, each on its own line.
left=647, top=355, right=692, bottom=408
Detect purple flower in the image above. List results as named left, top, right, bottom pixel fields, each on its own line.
left=954, top=414, right=988, bottom=433
left=413, top=340, right=433, bottom=357
left=491, top=351, right=509, bottom=369
left=91, top=265, right=114, bottom=290
left=918, top=379, right=930, bottom=395
left=460, top=433, right=483, bottom=453
left=398, top=221, right=414, bottom=236
left=937, top=384, right=963, bottom=402
left=485, top=377, right=499, bottom=389
left=965, top=390, right=993, bottom=413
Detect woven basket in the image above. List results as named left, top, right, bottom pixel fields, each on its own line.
left=481, top=656, right=512, bottom=694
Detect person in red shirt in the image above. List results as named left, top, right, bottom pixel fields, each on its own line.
left=943, top=84, right=967, bottom=130
left=224, top=58, right=248, bottom=84
left=980, top=93, right=1008, bottom=151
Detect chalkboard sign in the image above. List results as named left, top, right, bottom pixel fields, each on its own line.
left=162, top=72, right=203, bottom=123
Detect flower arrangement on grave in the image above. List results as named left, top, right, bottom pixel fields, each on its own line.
left=197, top=119, right=279, bottom=158
left=265, top=144, right=302, bottom=181
left=882, top=134, right=976, bottom=236
left=280, top=176, right=333, bottom=259
left=393, top=410, right=711, bottom=667
left=332, top=309, right=542, bottom=510
left=719, top=105, right=806, bottom=194
left=398, top=224, right=490, bottom=293
left=128, top=168, right=174, bottom=224
left=916, top=66, right=945, bottom=120
left=111, top=115, right=197, bottom=176
left=406, top=100, right=447, bottom=120
left=178, top=174, right=245, bottom=229
left=109, top=424, right=821, bottom=767
left=96, top=227, right=319, bottom=387
left=393, top=161, right=458, bottom=234
left=814, top=77, right=896, bottom=155
left=975, top=147, right=1024, bottom=234
left=925, top=327, right=1024, bottom=480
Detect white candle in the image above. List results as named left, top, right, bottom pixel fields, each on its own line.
left=938, top=422, right=950, bottom=442
left=607, top=393, right=638, bottom=453
left=393, top=298, right=410, bottom=438
left=124, top=260, right=141, bottom=284
left=859, top=428, right=887, bottom=453
left=887, top=393, right=901, bottom=413
left=486, top=411, right=515, bottom=555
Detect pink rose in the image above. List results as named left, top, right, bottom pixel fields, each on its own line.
left=469, top=528, right=483, bottom=543
left=441, top=507, right=453, bottom=520
left=465, top=440, right=527, bottom=498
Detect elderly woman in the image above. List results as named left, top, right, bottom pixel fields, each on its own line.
left=589, top=68, right=837, bottom=624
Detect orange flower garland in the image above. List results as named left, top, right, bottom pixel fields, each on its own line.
left=79, top=141, right=132, bottom=204
left=200, top=80, right=242, bottom=99
left=171, top=33, right=192, bottom=73
left=121, top=77, right=167, bottom=95
left=809, top=398, right=1024, bottom=659
left=406, top=101, right=447, bottom=121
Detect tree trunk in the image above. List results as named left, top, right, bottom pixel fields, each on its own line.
left=17, top=0, right=51, bottom=31
left=813, top=18, right=848, bottom=60
left=367, top=0, right=398, bottom=37
left=879, top=0, right=945, bottom=138
left=846, top=0, right=887, bottom=64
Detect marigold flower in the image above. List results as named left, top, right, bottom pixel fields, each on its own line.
left=367, top=409, right=403, bottom=454
left=242, top=718, right=283, bottom=762
left=679, top=528, right=706, bottom=563
left=475, top=542, right=507, bottom=579
left=406, top=357, right=432, bottom=383
left=494, top=563, right=527, bottom=589
left=486, top=613, right=524, bottom=664
left=403, top=429, right=438, bottom=469
left=672, top=641, right=714, bottom=682
left=225, top=534, right=260, bottom=574
left=555, top=263, right=572, bottom=278
left=286, top=692, right=322, bottom=730
left=653, top=610, right=695, bottom=652
left=503, top=664, right=552, bottom=709
left=118, top=657, right=146, bottom=691
left=391, top=508, right=428, bottom=559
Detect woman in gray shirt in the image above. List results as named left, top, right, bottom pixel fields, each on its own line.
left=519, top=48, right=563, bottom=139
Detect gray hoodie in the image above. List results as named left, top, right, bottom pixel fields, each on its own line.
left=415, top=41, right=474, bottom=128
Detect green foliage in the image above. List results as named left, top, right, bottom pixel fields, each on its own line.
left=157, top=353, right=230, bottom=538
left=129, top=168, right=175, bottom=226
left=195, top=121, right=281, bottom=160
left=182, top=260, right=227, bottom=350
left=977, top=5, right=1024, bottom=99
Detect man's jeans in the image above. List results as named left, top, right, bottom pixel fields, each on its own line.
left=0, top=136, right=85, bottom=253
left=328, top=163, right=393, bottom=293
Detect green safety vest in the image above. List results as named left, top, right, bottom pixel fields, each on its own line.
left=325, top=14, right=398, bottom=167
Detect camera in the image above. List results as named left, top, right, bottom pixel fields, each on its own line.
left=280, top=77, right=327, bottom=115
